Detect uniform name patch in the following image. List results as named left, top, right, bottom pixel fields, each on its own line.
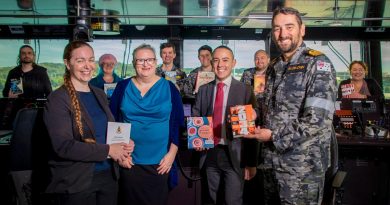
left=286, top=63, right=307, bottom=73
left=316, top=61, right=331, bottom=72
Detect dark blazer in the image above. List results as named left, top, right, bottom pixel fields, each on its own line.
left=43, top=85, right=118, bottom=194
left=192, top=77, right=259, bottom=176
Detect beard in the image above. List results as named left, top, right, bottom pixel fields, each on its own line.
left=276, top=39, right=299, bottom=54
left=20, top=57, right=33, bottom=64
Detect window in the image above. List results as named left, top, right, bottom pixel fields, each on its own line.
left=183, top=40, right=266, bottom=79
left=89, top=39, right=166, bottom=78
left=305, top=41, right=362, bottom=85
left=0, top=39, right=68, bottom=96
left=381, top=41, right=390, bottom=99
left=0, top=39, right=167, bottom=97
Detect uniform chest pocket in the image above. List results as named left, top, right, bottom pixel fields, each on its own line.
left=284, top=72, right=306, bottom=90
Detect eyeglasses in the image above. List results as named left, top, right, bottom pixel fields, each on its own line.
left=135, top=58, right=156, bottom=65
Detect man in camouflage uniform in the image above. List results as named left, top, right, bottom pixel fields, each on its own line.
left=181, top=45, right=213, bottom=98
left=243, top=7, right=337, bottom=205
left=240, top=49, right=269, bottom=90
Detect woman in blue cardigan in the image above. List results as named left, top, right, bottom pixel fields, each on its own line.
left=110, top=44, right=184, bottom=205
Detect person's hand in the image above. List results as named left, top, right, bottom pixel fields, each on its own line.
left=157, top=145, right=178, bottom=175
left=108, top=142, right=131, bottom=163
left=123, top=139, right=135, bottom=155
left=157, top=152, right=175, bottom=174
left=118, top=156, right=134, bottom=169
left=243, top=126, right=272, bottom=142
left=8, top=90, right=20, bottom=98
left=244, top=167, right=257, bottom=180
left=194, top=147, right=207, bottom=152
left=251, top=108, right=257, bottom=121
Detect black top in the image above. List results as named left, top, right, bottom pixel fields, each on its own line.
left=2, top=64, right=52, bottom=99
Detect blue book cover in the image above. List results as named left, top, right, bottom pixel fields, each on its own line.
left=187, top=117, right=214, bottom=149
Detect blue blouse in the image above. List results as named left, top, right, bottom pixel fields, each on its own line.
left=121, top=78, right=172, bottom=164
left=109, top=77, right=184, bottom=189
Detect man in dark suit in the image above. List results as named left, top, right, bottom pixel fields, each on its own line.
left=192, top=45, right=259, bottom=205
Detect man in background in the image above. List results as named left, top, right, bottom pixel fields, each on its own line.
left=240, top=49, right=270, bottom=92
left=3, top=45, right=52, bottom=99
left=156, top=42, right=186, bottom=80
left=181, top=45, right=213, bottom=98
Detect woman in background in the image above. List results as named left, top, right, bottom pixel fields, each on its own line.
left=110, top=44, right=184, bottom=205
left=44, top=41, right=133, bottom=205
left=90, top=53, right=122, bottom=90
left=338, top=60, right=384, bottom=102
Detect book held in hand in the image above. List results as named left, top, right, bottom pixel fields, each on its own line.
left=106, top=122, right=131, bottom=144
left=230, top=105, right=256, bottom=138
left=104, top=83, right=117, bottom=98
left=164, top=71, right=178, bottom=84
left=253, top=74, right=265, bottom=94
left=187, top=117, right=214, bottom=149
left=341, top=84, right=354, bottom=97
left=10, top=78, right=23, bottom=95
left=194, top=71, right=215, bottom=94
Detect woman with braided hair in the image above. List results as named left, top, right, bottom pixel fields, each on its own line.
left=43, top=41, right=133, bottom=205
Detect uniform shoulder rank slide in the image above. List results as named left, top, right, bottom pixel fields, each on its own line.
left=307, top=49, right=323, bottom=57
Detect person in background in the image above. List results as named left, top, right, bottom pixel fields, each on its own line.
left=90, top=53, right=123, bottom=90
left=181, top=45, right=213, bottom=98
left=3, top=45, right=52, bottom=99
left=192, top=45, right=258, bottom=205
left=156, top=42, right=186, bottom=84
left=43, top=41, right=133, bottom=205
left=338, top=60, right=384, bottom=102
left=110, top=44, right=184, bottom=205
left=243, top=7, right=337, bottom=205
left=240, top=49, right=270, bottom=96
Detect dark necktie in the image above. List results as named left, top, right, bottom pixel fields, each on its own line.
left=213, top=82, right=224, bottom=145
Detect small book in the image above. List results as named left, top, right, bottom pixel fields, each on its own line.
left=165, top=71, right=178, bottom=84
left=230, top=105, right=256, bottom=138
left=106, top=122, right=131, bottom=144
left=10, top=78, right=23, bottom=95
left=341, top=84, right=354, bottom=97
left=187, top=117, right=214, bottom=149
left=104, top=83, right=117, bottom=98
left=194, top=71, right=215, bottom=94
left=253, top=74, right=265, bottom=94
left=183, top=104, right=192, bottom=117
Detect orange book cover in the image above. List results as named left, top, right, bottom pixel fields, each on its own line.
left=230, top=105, right=256, bottom=138
left=253, top=74, right=265, bottom=94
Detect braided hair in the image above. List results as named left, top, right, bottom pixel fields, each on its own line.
left=63, top=40, right=96, bottom=144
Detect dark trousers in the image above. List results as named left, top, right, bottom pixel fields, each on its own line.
left=120, top=165, right=169, bottom=205
left=47, top=170, right=118, bottom=205
left=205, top=145, right=244, bottom=205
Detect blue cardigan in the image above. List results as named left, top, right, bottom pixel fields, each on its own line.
left=109, top=77, right=184, bottom=189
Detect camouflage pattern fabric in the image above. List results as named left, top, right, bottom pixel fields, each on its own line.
left=156, top=64, right=187, bottom=92
left=180, top=67, right=201, bottom=98
left=240, top=67, right=257, bottom=86
left=262, top=43, right=337, bottom=205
